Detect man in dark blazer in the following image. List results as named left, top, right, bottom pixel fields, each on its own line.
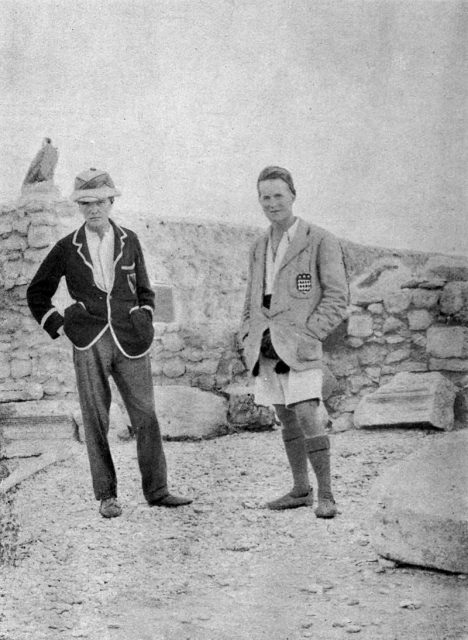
left=27, top=168, right=192, bottom=518
left=240, top=166, right=348, bottom=517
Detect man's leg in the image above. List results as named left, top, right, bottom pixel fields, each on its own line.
left=266, top=404, right=312, bottom=510
left=293, top=399, right=337, bottom=518
left=111, top=349, right=191, bottom=507
left=73, top=335, right=120, bottom=514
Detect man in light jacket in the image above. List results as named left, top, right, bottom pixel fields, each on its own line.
left=27, top=168, right=192, bottom=518
left=240, top=166, right=348, bottom=517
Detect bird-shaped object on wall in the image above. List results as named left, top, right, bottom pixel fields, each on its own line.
left=22, top=138, right=58, bottom=186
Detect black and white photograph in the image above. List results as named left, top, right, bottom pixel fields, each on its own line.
left=0, top=1, right=467, bottom=638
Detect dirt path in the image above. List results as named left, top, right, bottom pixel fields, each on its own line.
left=1, top=429, right=466, bottom=639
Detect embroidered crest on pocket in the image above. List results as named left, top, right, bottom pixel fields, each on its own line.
left=296, top=273, right=312, bottom=293
left=127, top=273, right=137, bottom=294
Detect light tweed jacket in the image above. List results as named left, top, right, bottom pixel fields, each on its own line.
left=240, top=218, right=348, bottom=372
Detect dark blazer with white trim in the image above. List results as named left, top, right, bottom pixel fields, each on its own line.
left=27, top=219, right=155, bottom=358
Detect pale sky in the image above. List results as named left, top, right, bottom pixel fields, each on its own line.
left=1, top=0, right=467, bottom=254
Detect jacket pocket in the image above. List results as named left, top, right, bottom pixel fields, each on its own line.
left=63, top=302, right=90, bottom=339
left=129, top=307, right=154, bottom=341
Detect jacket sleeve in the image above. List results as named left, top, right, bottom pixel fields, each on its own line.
left=26, top=242, right=66, bottom=339
left=134, top=235, right=155, bottom=314
left=306, top=234, right=349, bottom=340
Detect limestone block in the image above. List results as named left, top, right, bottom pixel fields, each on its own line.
left=382, top=317, right=405, bottom=334
left=411, top=289, right=439, bottom=309
left=346, top=337, right=364, bottom=348
left=429, top=359, right=468, bottom=372
left=349, top=375, right=371, bottom=394
left=1, top=261, right=21, bottom=289
left=384, top=347, right=410, bottom=364
left=162, top=359, right=186, bottom=378
left=0, top=217, right=13, bottom=235
left=161, top=332, right=185, bottom=352
left=0, top=399, right=83, bottom=440
left=367, top=303, right=384, bottom=315
left=357, top=343, right=387, bottom=366
left=10, top=359, right=32, bottom=379
left=440, top=282, right=468, bottom=323
left=439, top=282, right=463, bottom=314
left=411, top=333, right=426, bottom=349
left=153, top=385, right=228, bottom=439
left=0, top=362, right=11, bottom=379
left=182, top=348, right=204, bottom=362
left=27, top=224, right=56, bottom=249
left=385, top=335, right=405, bottom=344
left=426, top=326, right=465, bottom=359
left=27, top=211, right=58, bottom=226
left=186, top=359, right=219, bottom=375
left=383, top=290, right=412, bottom=314
left=368, top=431, right=468, bottom=573
left=365, top=366, right=381, bottom=382
left=349, top=260, right=412, bottom=305
left=423, top=255, right=468, bottom=282
left=395, top=361, right=428, bottom=373
left=23, top=247, right=50, bottom=264
left=0, top=381, right=43, bottom=402
left=12, top=215, right=30, bottom=235
left=328, top=352, right=359, bottom=377
left=223, top=383, right=275, bottom=429
left=354, top=372, right=456, bottom=430
left=1, top=234, right=27, bottom=252
left=347, top=314, right=373, bottom=338
left=407, top=309, right=433, bottom=331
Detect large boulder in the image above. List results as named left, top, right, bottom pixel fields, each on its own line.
left=369, top=431, right=468, bottom=573
left=354, top=372, right=456, bottom=430
left=153, top=385, right=228, bottom=440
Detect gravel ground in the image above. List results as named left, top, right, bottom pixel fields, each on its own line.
left=1, top=427, right=467, bottom=640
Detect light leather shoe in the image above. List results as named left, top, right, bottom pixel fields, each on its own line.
left=266, top=490, right=313, bottom=511
left=148, top=493, right=193, bottom=508
left=99, top=497, right=122, bottom=518
left=315, top=493, right=337, bottom=518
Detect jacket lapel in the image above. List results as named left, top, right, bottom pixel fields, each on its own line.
left=277, top=218, right=311, bottom=272
left=72, top=224, right=94, bottom=271
left=111, top=219, right=127, bottom=268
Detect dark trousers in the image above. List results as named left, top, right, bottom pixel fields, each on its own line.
left=73, top=330, right=168, bottom=502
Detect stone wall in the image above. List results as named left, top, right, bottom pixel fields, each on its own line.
left=1, top=188, right=467, bottom=426
left=324, top=252, right=468, bottom=422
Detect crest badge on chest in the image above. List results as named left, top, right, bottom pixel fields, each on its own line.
left=296, top=273, right=312, bottom=293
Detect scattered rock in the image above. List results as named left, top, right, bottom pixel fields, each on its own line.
left=369, top=431, right=468, bottom=573
left=153, top=385, right=228, bottom=439
left=399, top=600, right=422, bottom=610
left=354, top=372, right=456, bottom=430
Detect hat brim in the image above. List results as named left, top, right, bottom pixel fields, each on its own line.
left=70, top=186, right=121, bottom=202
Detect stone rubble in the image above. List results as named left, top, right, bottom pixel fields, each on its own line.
left=0, top=429, right=466, bottom=640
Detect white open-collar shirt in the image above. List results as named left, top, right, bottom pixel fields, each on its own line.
left=265, top=218, right=299, bottom=295
left=85, top=224, right=115, bottom=292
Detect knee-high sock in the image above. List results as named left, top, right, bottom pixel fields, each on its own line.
left=305, top=434, right=333, bottom=497
left=282, top=429, right=310, bottom=495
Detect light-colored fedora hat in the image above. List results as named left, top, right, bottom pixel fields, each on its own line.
left=70, top=167, right=121, bottom=202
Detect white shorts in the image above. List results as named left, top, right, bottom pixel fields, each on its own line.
left=254, top=355, right=323, bottom=408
